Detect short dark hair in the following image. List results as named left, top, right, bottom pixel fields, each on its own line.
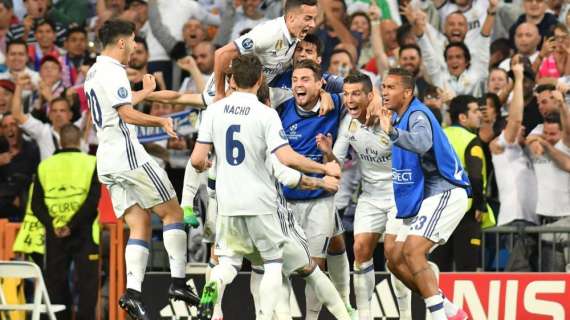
left=6, top=39, right=27, bottom=53
left=256, top=80, right=270, bottom=106
left=444, top=41, right=471, bottom=65
left=98, top=19, right=135, bottom=48
left=449, top=94, right=478, bottom=125
left=230, top=54, right=262, bottom=88
left=330, top=48, right=353, bottom=63
left=284, top=0, right=317, bottom=13
left=293, top=59, right=322, bottom=80
left=483, top=92, right=501, bottom=116
left=34, top=18, right=56, bottom=32
left=544, top=112, right=561, bottom=127
left=396, top=23, right=413, bottom=47
left=350, top=11, right=371, bottom=31
left=535, top=83, right=556, bottom=94
left=66, top=26, right=87, bottom=39
left=399, top=43, right=422, bottom=58
left=490, top=38, right=511, bottom=60
left=0, top=0, right=12, bottom=10
left=420, top=84, right=440, bottom=101
left=344, top=71, right=372, bottom=93
left=387, top=68, right=415, bottom=91
left=60, top=124, right=81, bottom=148
left=301, top=33, right=323, bottom=57
left=134, top=35, right=148, bottom=52
left=49, top=97, right=71, bottom=111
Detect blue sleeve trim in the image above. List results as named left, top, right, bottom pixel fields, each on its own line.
left=163, top=222, right=185, bottom=231
left=271, top=142, right=289, bottom=153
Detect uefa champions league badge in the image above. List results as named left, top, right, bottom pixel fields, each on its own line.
left=242, top=38, right=253, bottom=50
left=117, top=87, right=128, bottom=99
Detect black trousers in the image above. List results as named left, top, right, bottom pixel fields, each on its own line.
left=45, top=231, right=99, bottom=320
left=430, top=211, right=482, bottom=271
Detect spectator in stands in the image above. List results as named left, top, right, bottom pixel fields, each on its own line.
left=31, top=56, right=66, bottom=121
left=479, top=92, right=506, bottom=143
left=213, top=0, right=268, bottom=45
left=178, top=41, right=214, bottom=93
left=431, top=95, right=487, bottom=271
left=315, top=0, right=359, bottom=70
left=0, top=113, right=40, bottom=221
left=420, top=85, right=444, bottom=124
left=12, top=74, right=79, bottom=159
left=28, top=19, right=65, bottom=72
left=509, top=0, right=558, bottom=49
left=127, top=36, right=151, bottom=92
left=0, top=39, right=40, bottom=89
left=526, top=90, right=570, bottom=221
left=398, top=44, right=431, bottom=99
left=60, top=26, right=92, bottom=88
left=537, top=23, right=570, bottom=82
left=349, top=12, right=371, bottom=67
left=144, top=0, right=220, bottom=89
left=499, top=23, right=541, bottom=71
left=32, top=124, right=100, bottom=320
left=490, top=63, right=539, bottom=227
left=0, top=79, right=14, bottom=114
left=490, top=38, right=513, bottom=68
left=379, top=19, right=399, bottom=66
left=7, top=1, right=67, bottom=46
left=328, top=48, right=354, bottom=78
left=0, top=0, right=17, bottom=62
left=46, top=0, right=88, bottom=27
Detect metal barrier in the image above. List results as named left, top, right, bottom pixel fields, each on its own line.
left=0, top=219, right=127, bottom=320
left=482, top=225, right=570, bottom=272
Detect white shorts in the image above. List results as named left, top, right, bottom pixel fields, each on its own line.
left=289, top=196, right=336, bottom=258
left=99, top=161, right=177, bottom=218
left=353, top=196, right=396, bottom=235
left=395, top=188, right=468, bottom=245
left=214, top=214, right=286, bottom=264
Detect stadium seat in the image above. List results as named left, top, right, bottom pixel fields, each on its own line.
left=0, top=261, right=65, bottom=320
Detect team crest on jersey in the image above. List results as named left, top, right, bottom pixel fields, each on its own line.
left=274, top=40, right=283, bottom=52
left=349, top=119, right=358, bottom=133
left=117, top=87, right=128, bottom=99
left=379, top=135, right=389, bottom=146
left=242, top=38, right=253, bottom=50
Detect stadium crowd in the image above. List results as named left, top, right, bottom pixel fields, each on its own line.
left=0, top=0, right=570, bottom=317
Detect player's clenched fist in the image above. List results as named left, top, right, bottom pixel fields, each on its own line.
left=142, top=74, right=156, bottom=92
left=324, top=161, right=341, bottom=178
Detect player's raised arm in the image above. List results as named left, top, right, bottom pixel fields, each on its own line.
left=116, top=106, right=176, bottom=138
left=213, top=43, right=239, bottom=101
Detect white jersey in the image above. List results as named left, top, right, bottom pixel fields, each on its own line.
left=234, top=17, right=298, bottom=84
left=492, top=132, right=539, bottom=226
left=84, top=56, right=151, bottom=175
left=333, top=116, right=393, bottom=199
left=532, top=140, right=570, bottom=217
left=197, top=91, right=289, bottom=216
left=438, top=0, right=488, bottom=43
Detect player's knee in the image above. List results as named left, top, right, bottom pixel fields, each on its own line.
left=312, top=257, right=326, bottom=270
left=353, top=240, right=373, bottom=263
left=402, top=241, right=424, bottom=264
left=296, top=261, right=316, bottom=277
left=327, top=234, right=346, bottom=253
left=384, top=241, right=396, bottom=261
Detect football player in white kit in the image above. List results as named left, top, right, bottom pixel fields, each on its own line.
left=316, top=72, right=411, bottom=320
left=190, top=55, right=348, bottom=320
left=208, top=0, right=318, bottom=102
left=83, top=19, right=199, bottom=320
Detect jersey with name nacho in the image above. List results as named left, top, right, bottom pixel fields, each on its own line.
left=197, top=91, right=289, bottom=216
left=84, top=55, right=151, bottom=175
left=333, top=116, right=393, bottom=198
left=234, top=17, right=298, bottom=84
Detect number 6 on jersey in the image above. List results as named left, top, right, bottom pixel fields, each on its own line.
left=226, top=125, right=245, bottom=165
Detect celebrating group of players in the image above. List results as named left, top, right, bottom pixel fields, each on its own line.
left=85, top=0, right=474, bottom=319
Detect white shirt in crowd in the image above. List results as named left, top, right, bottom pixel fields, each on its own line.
left=83, top=55, right=151, bottom=175
left=197, top=91, right=289, bottom=216
left=234, top=17, right=298, bottom=84
left=438, top=0, right=489, bottom=42
left=492, top=132, right=539, bottom=226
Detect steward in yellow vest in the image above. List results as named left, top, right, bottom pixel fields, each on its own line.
left=430, top=95, right=488, bottom=271
left=31, top=124, right=100, bottom=320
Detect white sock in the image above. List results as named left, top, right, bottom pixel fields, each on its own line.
left=304, top=267, right=351, bottom=320
left=273, top=275, right=292, bottom=320
left=327, top=250, right=351, bottom=306
left=354, top=259, right=374, bottom=320
left=257, top=262, right=283, bottom=320
left=125, top=239, right=149, bottom=292
left=206, top=258, right=218, bottom=282
left=304, top=282, right=321, bottom=320
left=389, top=271, right=411, bottom=317
left=208, top=261, right=237, bottom=319
left=425, top=295, right=446, bottom=320
left=440, top=289, right=459, bottom=317
left=250, top=266, right=264, bottom=315
left=163, top=223, right=187, bottom=279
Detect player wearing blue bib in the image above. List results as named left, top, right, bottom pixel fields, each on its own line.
left=378, top=68, right=470, bottom=320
